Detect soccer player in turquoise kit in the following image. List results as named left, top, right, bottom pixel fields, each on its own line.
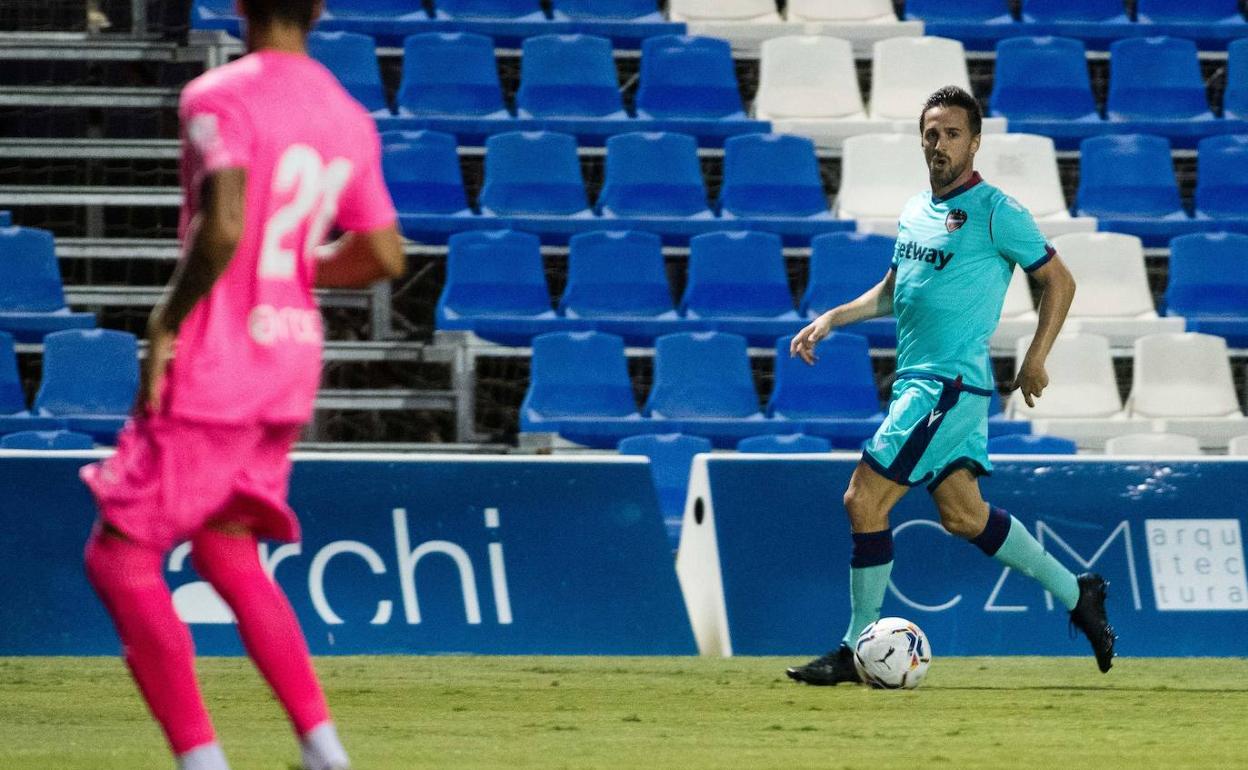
left=786, top=87, right=1116, bottom=685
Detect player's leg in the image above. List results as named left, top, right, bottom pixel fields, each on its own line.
left=84, top=525, right=228, bottom=770
left=929, top=468, right=1116, bottom=671
left=190, top=522, right=348, bottom=770
left=786, top=461, right=910, bottom=685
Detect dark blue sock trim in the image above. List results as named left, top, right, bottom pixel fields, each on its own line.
left=851, top=529, right=894, bottom=568
left=970, top=505, right=1012, bottom=556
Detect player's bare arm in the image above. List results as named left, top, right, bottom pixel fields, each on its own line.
left=1010, top=255, right=1076, bottom=408
left=790, top=268, right=895, bottom=365
left=315, top=224, right=406, bottom=288
left=140, top=167, right=247, bottom=413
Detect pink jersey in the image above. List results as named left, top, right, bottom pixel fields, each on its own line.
left=165, top=49, right=396, bottom=425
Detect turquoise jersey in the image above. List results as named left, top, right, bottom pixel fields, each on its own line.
left=891, top=172, right=1053, bottom=393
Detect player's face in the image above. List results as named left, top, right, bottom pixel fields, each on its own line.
left=921, top=105, right=980, bottom=189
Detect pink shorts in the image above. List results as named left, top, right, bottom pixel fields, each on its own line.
left=80, top=415, right=303, bottom=552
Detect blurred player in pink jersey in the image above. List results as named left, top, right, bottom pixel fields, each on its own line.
left=79, top=1, right=403, bottom=768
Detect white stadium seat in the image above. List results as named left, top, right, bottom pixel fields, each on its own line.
left=990, top=266, right=1038, bottom=352
left=974, top=134, right=1096, bottom=238
left=678, top=0, right=922, bottom=55
left=787, top=0, right=897, bottom=23
left=835, top=133, right=928, bottom=232
left=1050, top=232, right=1186, bottom=346
left=868, top=37, right=1007, bottom=134
left=1127, top=332, right=1247, bottom=448
left=1228, top=435, right=1248, bottom=456
left=1104, top=432, right=1203, bottom=456
left=754, top=36, right=891, bottom=149
left=668, top=0, right=781, bottom=23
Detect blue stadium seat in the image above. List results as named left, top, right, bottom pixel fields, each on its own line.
left=479, top=131, right=592, bottom=219
left=987, top=389, right=1032, bottom=438
left=718, top=134, right=842, bottom=242
left=436, top=230, right=586, bottom=345
left=520, top=331, right=657, bottom=446
left=307, top=31, right=391, bottom=115
left=905, top=0, right=1015, bottom=50
left=679, top=231, right=803, bottom=345
left=1106, top=37, right=1234, bottom=146
left=1136, top=0, right=1248, bottom=48
left=553, top=0, right=679, bottom=48
left=0, top=224, right=96, bottom=343
left=0, top=211, right=9, bottom=226
left=190, top=0, right=240, bottom=33
left=1017, top=1, right=1135, bottom=49
left=516, top=34, right=628, bottom=119
left=395, top=33, right=511, bottom=122
left=643, top=332, right=787, bottom=447
left=33, top=329, right=137, bottom=443
left=737, top=433, right=831, bottom=454
left=989, top=37, right=1105, bottom=150
left=987, top=433, right=1077, bottom=454
left=767, top=333, right=885, bottom=448
left=0, top=430, right=93, bottom=450
left=559, top=0, right=662, bottom=20
left=1166, top=232, right=1248, bottom=346
left=1225, top=39, right=1248, bottom=120
left=385, top=131, right=486, bottom=243
left=618, top=432, right=710, bottom=547
left=433, top=0, right=547, bottom=20
left=799, top=232, right=897, bottom=346
left=559, top=230, right=697, bottom=343
left=596, top=132, right=717, bottom=241
left=0, top=330, right=66, bottom=435
left=1075, top=134, right=1207, bottom=246
left=634, top=36, right=769, bottom=142
left=1195, top=134, right=1248, bottom=223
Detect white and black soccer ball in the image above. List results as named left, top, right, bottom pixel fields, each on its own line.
left=853, top=617, right=932, bottom=690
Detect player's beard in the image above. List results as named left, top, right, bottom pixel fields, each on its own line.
left=928, top=154, right=965, bottom=189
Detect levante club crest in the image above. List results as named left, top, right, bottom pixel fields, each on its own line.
left=945, top=209, right=968, bottom=233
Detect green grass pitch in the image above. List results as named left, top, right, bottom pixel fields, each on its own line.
left=1, top=656, right=1245, bottom=769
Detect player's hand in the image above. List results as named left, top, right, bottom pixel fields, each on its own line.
left=789, top=313, right=834, bottom=365
left=1009, top=358, right=1049, bottom=409
left=138, top=318, right=175, bottom=415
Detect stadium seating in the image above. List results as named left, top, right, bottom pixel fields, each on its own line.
left=520, top=331, right=656, bottom=446
left=752, top=36, right=885, bottom=150
left=1007, top=333, right=1140, bottom=449
left=799, top=232, right=897, bottom=346
left=390, top=33, right=514, bottom=141
left=1126, top=332, right=1247, bottom=448
left=558, top=230, right=698, bottom=343
left=834, top=133, right=927, bottom=234
left=1194, top=135, right=1248, bottom=226
left=1135, top=0, right=1248, bottom=48
left=387, top=130, right=484, bottom=243
left=1050, top=232, right=1185, bottom=344
left=975, top=133, right=1096, bottom=237
left=559, top=0, right=663, bottom=22
left=1224, top=39, right=1248, bottom=120
left=643, top=332, right=788, bottom=447
left=1075, top=134, right=1208, bottom=246
left=596, top=131, right=723, bottom=240
left=679, top=231, right=803, bottom=345
left=1017, top=1, right=1135, bottom=50
left=736, top=433, right=831, bottom=453
left=1105, top=37, right=1235, bottom=147
left=634, top=36, right=770, bottom=140
left=0, top=429, right=93, bottom=450
left=435, top=230, right=587, bottom=345
left=766, top=333, right=885, bottom=447
left=990, top=266, right=1039, bottom=352
left=988, top=36, right=1105, bottom=150
left=478, top=131, right=593, bottom=220
left=787, top=0, right=896, bottom=24
left=1104, top=432, right=1204, bottom=456
left=32, top=329, right=137, bottom=443
left=0, top=224, right=96, bottom=343
left=868, top=37, right=1007, bottom=135
left=618, top=432, right=711, bottom=546
left=0, top=331, right=67, bottom=435
left=1229, top=434, right=1248, bottom=455
left=717, top=133, right=841, bottom=239
left=986, top=433, right=1078, bottom=454
left=1165, top=232, right=1248, bottom=345
left=515, top=34, right=630, bottom=122
left=307, top=31, right=390, bottom=115
left=903, top=0, right=1014, bottom=50
left=667, top=0, right=781, bottom=24
left=669, top=0, right=922, bottom=54
left=435, top=0, right=546, bottom=21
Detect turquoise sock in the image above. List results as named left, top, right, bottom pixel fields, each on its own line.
left=991, top=514, right=1080, bottom=610
left=841, top=562, right=894, bottom=646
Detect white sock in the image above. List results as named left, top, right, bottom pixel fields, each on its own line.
left=177, top=742, right=229, bottom=770
left=301, top=722, right=350, bottom=770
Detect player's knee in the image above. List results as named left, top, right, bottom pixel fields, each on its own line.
left=938, top=505, right=982, bottom=539
left=843, top=486, right=886, bottom=530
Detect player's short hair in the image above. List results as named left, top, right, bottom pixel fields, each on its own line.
left=919, top=85, right=983, bottom=136
left=239, top=0, right=319, bottom=29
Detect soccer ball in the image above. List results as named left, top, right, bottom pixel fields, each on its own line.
left=853, top=617, right=932, bottom=690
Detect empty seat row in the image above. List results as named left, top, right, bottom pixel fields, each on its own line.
left=991, top=36, right=1248, bottom=149
left=521, top=330, right=1029, bottom=448
left=0, top=222, right=95, bottom=343
left=0, top=329, right=136, bottom=444
left=194, top=0, right=683, bottom=47
left=390, top=130, right=853, bottom=245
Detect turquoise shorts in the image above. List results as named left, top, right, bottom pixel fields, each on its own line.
left=862, top=373, right=993, bottom=492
